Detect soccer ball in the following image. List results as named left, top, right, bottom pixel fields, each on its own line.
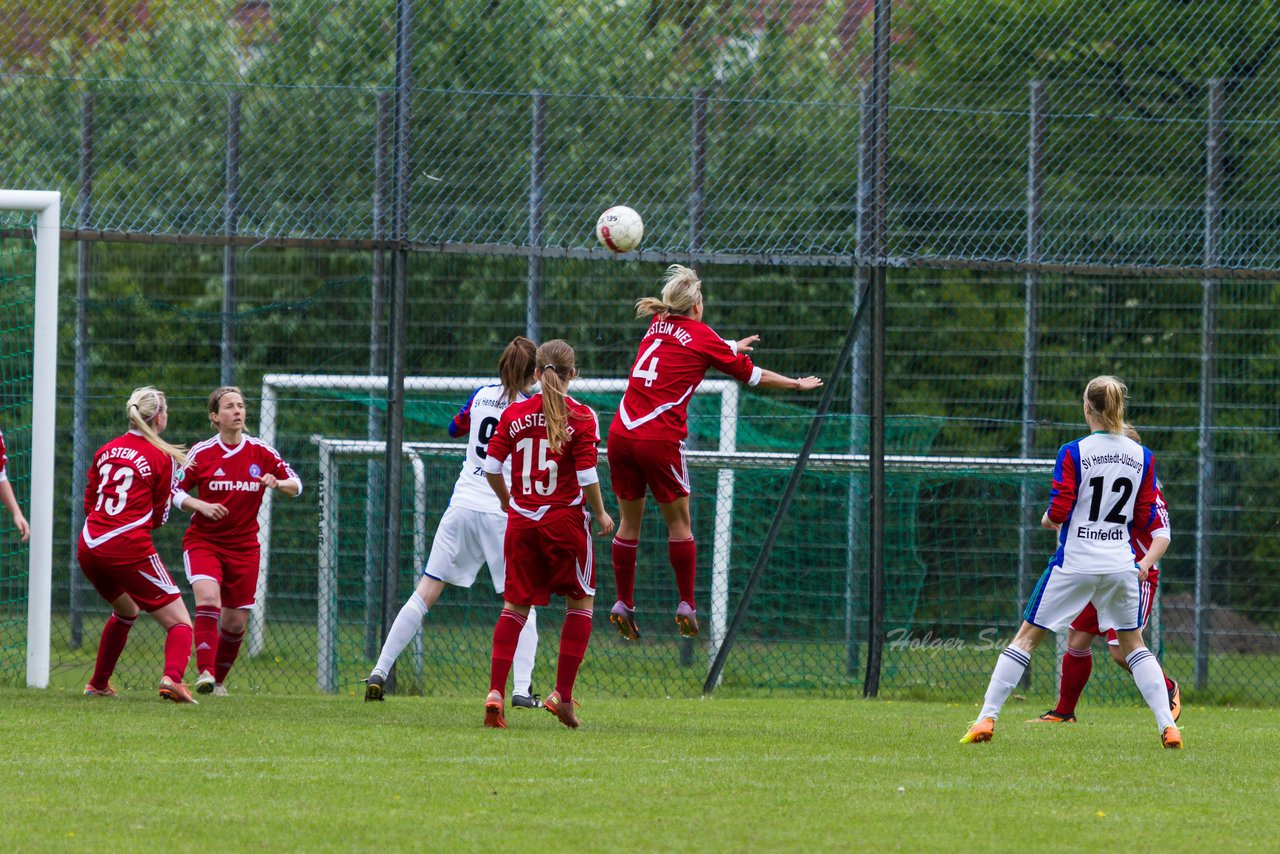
left=595, top=205, right=644, bottom=253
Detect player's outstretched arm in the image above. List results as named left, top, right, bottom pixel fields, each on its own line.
left=0, top=480, right=29, bottom=542
left=755, top=369, right=823, bottom=391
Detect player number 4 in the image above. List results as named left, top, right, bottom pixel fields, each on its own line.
left=632, top=339, right=661, bottom=387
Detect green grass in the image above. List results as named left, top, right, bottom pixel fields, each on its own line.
left=1, top=689, right=1275, bottom=852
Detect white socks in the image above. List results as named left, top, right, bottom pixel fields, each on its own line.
left=978, top=646, right=1031, bottom=721
left=512, top=607, right=538, bottom=696
left=373, top=592, right=430, bottom=677
left=1126, top=647, right=1175, bottom=731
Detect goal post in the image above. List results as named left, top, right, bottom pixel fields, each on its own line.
left=0, top=190, right=61, bottom=689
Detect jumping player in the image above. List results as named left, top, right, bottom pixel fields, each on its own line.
left=0, top=428, right=30, bottom=542
left=1029, top=423, right=1181, bottom=724
left=364, top=337, right=542, bottom=707
left=172, top=386, right=301, bottom=696
left=482, top=340, right=615, bottom=729
left=608, top=264, right=822, bottom=640
left=960, top=376, right=1183, bottom=749
left=78, top=387, right=197, bottom=703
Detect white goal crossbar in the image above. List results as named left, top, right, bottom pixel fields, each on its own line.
left=254, top=374, right=740, bottom=665
left=0, top=191, right=60, bottom=689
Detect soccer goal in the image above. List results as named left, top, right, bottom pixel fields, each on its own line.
left=0, top=191, right=61, bottom=689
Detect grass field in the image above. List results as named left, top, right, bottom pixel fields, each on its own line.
left=1, top=689, right=1276, bottom=852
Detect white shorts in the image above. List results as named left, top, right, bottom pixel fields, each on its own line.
left=423, top=505, right=507, bottom=592
left=1022, top=565, right=1147, bottom=634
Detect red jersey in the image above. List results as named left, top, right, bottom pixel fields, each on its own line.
left=1132, top=482, right=1171, bottom=583
left=0, top=428, right=8, bottom=480
left=613, top=314, right=760, bottom=441
left=482, top=394, right=601, bottom=529
left=177, top=435, right=299, bottom=549
left=81, top=431, right=179, bottom=559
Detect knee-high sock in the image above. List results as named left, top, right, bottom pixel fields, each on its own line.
left=978, top=646, right=1031, bottom=721
left=214, top=628, right=244, bottom=685
left=612, top=537, right=638, bottom=608
left=512, top=606, right=538, bottom=696
left=1126, top=647, right=1175, bottom=731
left=163, top=623, right=194, bottom=684
left=193, top=606, right=220, bottom=675
left=488, top=610, right=527, bottom=697
left=668, top=537, right=697, bottom=609
left=373, top=592, right=429, bottom=677
left=1055, top=646, right=1093, bottom=716
left=555, top=608, right=593, bottom=703
left=90, top=613, right=135, bottom=689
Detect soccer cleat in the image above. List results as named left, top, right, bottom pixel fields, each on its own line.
left=212, top=684, right=229, bottom=697
left=609, top=601, right=641, bottom=641
left=195, top=670, right=216, bottom=695
left=960, top=717, right=995, bottom=744
left=544, top=691, right=581, bottom=729
left=1168, top=679, right=1182, bottom=724
left=511, top=692, right=543, bottom=709
left=484, top=690, right=506, bottom=729
left=675, top=601, right=699, bottom=638
left=158, top=676, right=198, bottom=705
left=1026, top=709, right=1077, bottom=723
left=1162, top=725, right=1183, bottom=750
left=363, top=672, right=385, bottom=702
left=83, top=682, right=118, bottom=698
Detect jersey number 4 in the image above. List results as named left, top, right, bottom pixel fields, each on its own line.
left=94, top=463, right=135, bottom=516
left=515, top=437, right=559, bottom=496
left=632, top=339, right=662, bottom=387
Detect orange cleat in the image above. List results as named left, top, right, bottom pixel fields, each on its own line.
left=544, top=691, right=581, bottom=729
left=675, top=602, right=699, bottom=639
left=83, top=682, right=118, bottom=698
left=484, top=690, right=506, bottom=729
left=960, top=717, right=995, bottom=744
left=1161, top=725, right=1183, bottom=750
left=609, top=602, right=641, bottom=641
left=1168, top=679, right=1182, bottom=724
left=1026, top=709, right=1076, bottom=723
left=158, top=676, right=198, bottom=704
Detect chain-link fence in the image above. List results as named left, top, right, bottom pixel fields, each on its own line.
left=2, top=1, right=1279, bottom=703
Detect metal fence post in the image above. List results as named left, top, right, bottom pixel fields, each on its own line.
left=685, top=87, right=708, bottom=670
left=222, top=92, right=241, bottom=387
left=527, top=90, right=546, bottom=342
left=364, top=93, right=391, bottom=661
left=69, top=92, right=94, bottom=650
left=1195, top=78, right=1223, bottom=691
left=1021, top=80, right=1044, bottom=688
left=380, top=0, right=414, bottom=694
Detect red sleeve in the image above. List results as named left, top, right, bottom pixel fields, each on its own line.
left=1047, top=443, right=1079, bottom=525
left=84, top=455, right=101, bottom=516
left=0, top=429, right=7, bottom=472
left=449, top=388, right=481, bottom=438
left=571, top=405, right=600, bottom=474
left=486, top=410, right=513, bottom=464
left=153, top=454, right=177, bottom=529
left=1132, top=449, right=1159, bottom=534
left=695, top=322, right=756, bottom=384
left=264, top=444, right=298, bottom=482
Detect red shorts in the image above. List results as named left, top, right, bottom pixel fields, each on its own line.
left=1071, top=572, right=1159, bottom=643
left=607, top=431, right=690, bottom=504
left=502, top=511, right=595, bottom=606
left=77, top=541, right=182, bottom=612
left=183, top=541, right=261, bottom=609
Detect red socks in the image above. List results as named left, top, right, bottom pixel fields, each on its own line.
left=489, top=610, right=527, bottom=696
left=163, top=623, right=194, bottom=684
left=668, top=537, right=697, bottom=609
left=1055, top=646, right=1093, bottom=716
left=611, top=537, right=638, bottom=608
left=555, top=608, right=593, bottom=703
left=89, top=613, right=135, bottom=690
left=215, top=629, right=245, bottom=685
left=194, top=606, right=220, bottom=675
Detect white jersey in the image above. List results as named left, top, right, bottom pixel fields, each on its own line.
left=1045, top=432, right=1161, bottom=575
left=445, top=384, right=527, bottom=514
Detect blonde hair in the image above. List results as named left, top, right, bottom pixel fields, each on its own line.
left=537, top=339, right=576, bottom=453
left=208, top=385, right=244, bottom=416
left=1122, top=422, right=1141, bottom=444
left=498, top=336, right=537, bottom=405
left=127, top=386, right=188, bottom=466
left=1084, top=375, right=1127, bottom=434
left=635, top=264, right=703, bottom=318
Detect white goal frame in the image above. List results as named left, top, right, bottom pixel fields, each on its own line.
left=0, top=191, right=61, bottom=689
left=254, top=373, right=741, bottom=666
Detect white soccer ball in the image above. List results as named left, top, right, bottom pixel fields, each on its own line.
left=595, top=205, right=644, bottom=253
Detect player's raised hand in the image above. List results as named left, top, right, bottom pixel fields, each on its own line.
left=794, top=376, right=823, bottom=391
left=260, top=474, right=280, bottom=490
left=595, top=510, right=615, bottom=538
left=735, top=334, right=760, bottom=353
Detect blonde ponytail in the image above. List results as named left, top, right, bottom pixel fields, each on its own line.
left=1084, top=376, right=1127, bottom=434
left=536, top=340, right=576, bottom=453
left=127, top=386, right=189, bottom=467
left=635, top=264, right=703, bottom=318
